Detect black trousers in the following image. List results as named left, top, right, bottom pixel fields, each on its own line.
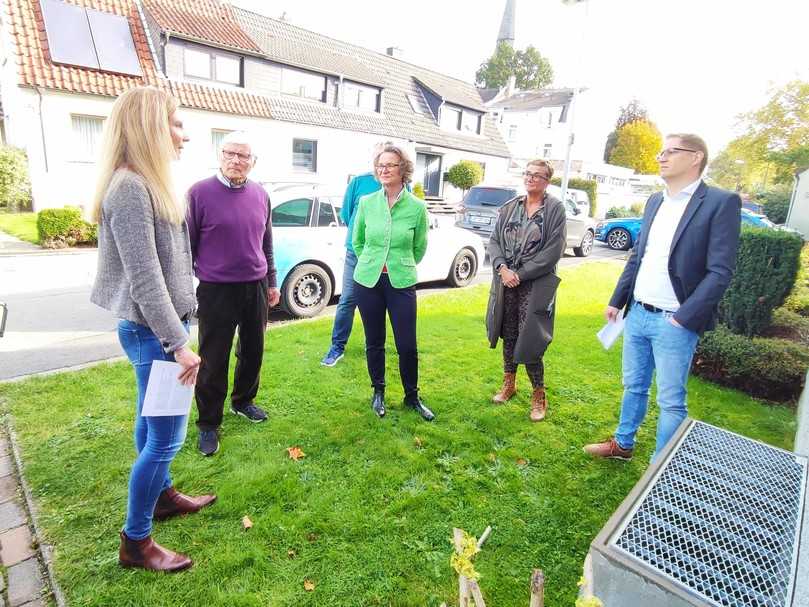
left=354, top=274, right=418, bottom=397
left=195, top=279, right=268, bottom=431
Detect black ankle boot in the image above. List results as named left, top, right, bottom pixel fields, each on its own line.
left=404, top=394, right=434, bottom=421
left=371, top=390, right=386, bottom=418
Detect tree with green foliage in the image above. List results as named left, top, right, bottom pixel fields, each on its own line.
left=475, top=42, right=553, bottom=90
left=0, top=145, right=33, bottom=212
left=412, top=182, right=426, bottom=200
left=608, top=120, right=663, bottom=174
left=446, top=160, right=483, bottom=195
left=603, top=99, right=649, bottom=162
left=755, top=184, right=792, bottom=224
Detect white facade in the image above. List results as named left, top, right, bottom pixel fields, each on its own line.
left=492, top=105, right=568, bottom=163
left=787, top=168, right=809, bottom=239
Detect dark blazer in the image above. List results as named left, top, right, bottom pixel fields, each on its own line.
left=609, top=181, right=741, bottom=334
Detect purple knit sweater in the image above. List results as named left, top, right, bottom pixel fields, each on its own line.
left=187, top=176, right=277, bottom=286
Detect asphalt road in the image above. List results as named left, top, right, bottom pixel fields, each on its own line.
left=0, top=243, right=625, bottom=380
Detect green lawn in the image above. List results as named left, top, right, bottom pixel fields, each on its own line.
left=0, top=211, right=38, bottom=244
left=0, top=263, right=796, bottom=607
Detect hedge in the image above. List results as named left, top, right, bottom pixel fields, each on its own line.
left=693, top=325, right=809, bottom=402
left=718, top=227, right=803, bottom=336
left=784, top=244, right=809, bottom=316
left=36, top=207, right=97, bottom=248
left=0, top=146, right=33, bottom=212
left=550, top=177, right=597, bottom=217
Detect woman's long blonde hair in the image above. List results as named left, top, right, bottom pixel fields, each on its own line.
left=90, top=86, right=184, bottom=224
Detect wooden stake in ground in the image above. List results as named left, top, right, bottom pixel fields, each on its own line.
left=452, top=528, right=472, bottom=607
left=529, top=569, right=545, bottom=607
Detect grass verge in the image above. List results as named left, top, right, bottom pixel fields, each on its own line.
left=0, top=263, right=796, bottom=606
left=0, top=211, right=38, bottom=244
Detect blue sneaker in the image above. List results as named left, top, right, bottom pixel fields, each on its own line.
left=321, top=347, right=344, bottom=367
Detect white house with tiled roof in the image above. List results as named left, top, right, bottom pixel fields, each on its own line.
left=0, top=0, right=510, bottom=211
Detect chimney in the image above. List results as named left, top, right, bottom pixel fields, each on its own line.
left=386, top=46, right=403, bottom=59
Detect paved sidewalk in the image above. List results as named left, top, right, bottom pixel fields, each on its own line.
left=0, top=424, right=60, bottom=607
left=0, top=233, right=39, bottom=256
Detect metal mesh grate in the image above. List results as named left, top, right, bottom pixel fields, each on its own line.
left=611, top=422, right=807, bottom=607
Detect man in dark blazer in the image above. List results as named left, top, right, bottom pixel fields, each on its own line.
left=584, top=133, right=741, bottom=462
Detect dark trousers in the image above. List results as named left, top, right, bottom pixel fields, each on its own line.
left=195, top=279, right=268, bottom=431
left=502, top=280, right=545, bottom=388
left=354, top=274, right=418, bottom=397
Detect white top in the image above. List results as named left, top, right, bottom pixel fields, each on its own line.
left=633, top=179, right=702, bottom=311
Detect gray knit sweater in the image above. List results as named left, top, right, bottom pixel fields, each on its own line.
left=91, top=169, right=195, bottom=352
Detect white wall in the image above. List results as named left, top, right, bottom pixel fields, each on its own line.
left=787, top=169, right=809, bottom=239
left=495, top=106, right=568, bottom=162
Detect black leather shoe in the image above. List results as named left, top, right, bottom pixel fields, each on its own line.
left=404, top=395, right=434, bottom=421
left=198, top=429, right=219, bottom=457
left=371, top=390, right=386, bottom=418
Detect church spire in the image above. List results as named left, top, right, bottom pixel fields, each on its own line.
left=497, top=0, right=516, bottom=48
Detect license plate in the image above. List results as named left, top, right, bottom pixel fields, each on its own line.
left=470, top=216, right=491, bottom=225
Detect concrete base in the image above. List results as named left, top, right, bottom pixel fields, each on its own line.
left=793, top=370, right=809, bottom=607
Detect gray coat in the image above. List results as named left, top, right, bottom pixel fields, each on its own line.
left=486, top=194, right=567, bottom=363
left=91, top=169, right=195, bottom=352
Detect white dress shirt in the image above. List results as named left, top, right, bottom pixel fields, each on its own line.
left=633, top=179, right=702, bottom=311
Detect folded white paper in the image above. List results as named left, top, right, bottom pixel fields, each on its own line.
left=141, top=360, right=194, bottom=417
left=597, top=311, right=625, bottom=350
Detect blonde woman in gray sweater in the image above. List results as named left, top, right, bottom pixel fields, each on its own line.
left=91, top=87, right=215, bottom=572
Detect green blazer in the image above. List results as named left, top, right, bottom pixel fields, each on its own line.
left=352, top=188, right=429, bottom=288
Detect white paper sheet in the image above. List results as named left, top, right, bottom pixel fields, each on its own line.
left=141, top=360, right=194, bottom=417
left=597, top=310, right=625, bottom=350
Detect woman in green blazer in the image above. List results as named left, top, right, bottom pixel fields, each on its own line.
left=352, top=144, right=434, bottom=421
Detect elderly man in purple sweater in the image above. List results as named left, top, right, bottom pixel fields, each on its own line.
left=187, top=131, right=279, bottom=456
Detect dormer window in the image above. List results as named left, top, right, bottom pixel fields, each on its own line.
left=341, top=81, right=381, bottom=112
left=281, top=67, right=327, bottom=102
left=440, top=104, right=482, bottom=135
left=183, top=45, right=242, bottom=86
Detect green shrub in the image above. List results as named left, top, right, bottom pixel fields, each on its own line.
left=629, top=201, right=645, bottom=216
left=765, top=307, right=809, bottom=346
left=0, top=146, right=33, bottom=212
left=718, top=227, right=803, bottom=336
left=446, top=161, right=483, bottom=194
left=784, top=244, right=809, bottom=316
left=412, top=182, right=425, bottom=200
left=755, top=185, right=791, bottom=224
left=36, top=207, right=97, bottom=248
left=693, top=325, right=809, bottom=402
left=550, top=177, right=597, bottom=217
left=605, top=206, right=636, bottom=219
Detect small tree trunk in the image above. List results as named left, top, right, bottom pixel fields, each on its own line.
left=529, top=569, right=544, bottom=607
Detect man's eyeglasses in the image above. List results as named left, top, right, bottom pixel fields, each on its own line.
left=222, top=150, right=253, bottom=163
left=523, top=171, right=550, bottom=182
left=376, top=163, right=401, bottom=171
left=656, top=147, right=698, bottom=160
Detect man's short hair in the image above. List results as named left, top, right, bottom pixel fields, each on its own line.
left=220, top=131, right=257, bottom=159
left=667, top=133, right=708, bottom=173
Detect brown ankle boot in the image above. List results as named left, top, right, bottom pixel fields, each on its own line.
left=492, top=372, right=517, bottom=403
left=529, top=387, right=547, bottom=422
left=118, top=531, right=192, bottom=572
left=154, top=487, right=217, bottom=521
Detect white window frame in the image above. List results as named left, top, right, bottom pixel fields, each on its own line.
left=70, top=114, right=105, bottom=162
left=182, top=44, right=243, bottom=86
left=281, top=67, right=327, bottom=102
left=292, top=138, right=318, bottom=173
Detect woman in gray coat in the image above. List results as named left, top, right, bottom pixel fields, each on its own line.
left=486, top=159, right=567, bottom=422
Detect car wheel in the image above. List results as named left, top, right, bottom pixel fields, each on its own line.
left=607, top=228, right=632, bottom=250
left=574, top=230, right=594, bottom=257
left=281, top=263, right=333, bottom=318
left=446, top=248, right=478, bottom=287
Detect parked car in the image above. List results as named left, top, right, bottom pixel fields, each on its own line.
left=740, top=208, right=775, bottom=228
left=595, top=216, right=643, bottom=250
left=454, top=184, right=596, bottom=257
left=271, top=187, right=485, bottom=318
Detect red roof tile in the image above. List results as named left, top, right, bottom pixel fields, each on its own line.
left=6, top=0, right=272, bottom=118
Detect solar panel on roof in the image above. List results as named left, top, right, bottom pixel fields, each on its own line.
left=87, top=8, right=142, bottom=76
left=39, top=0, right=99, bottom=70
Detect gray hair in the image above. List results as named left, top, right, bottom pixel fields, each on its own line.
left=373, top=144, right=414, bottom=184
left=220, top=131, right=257, bottom=159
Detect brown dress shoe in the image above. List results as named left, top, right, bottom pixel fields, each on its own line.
left=583, top=438, right=634, bottom=461
left=529, top=387, right=547, bottom=422
left=492, top=372, right=517, bottom=403
left=118, top=531, right=192, bottom=572
left=154, top=487, right=217, bottom=521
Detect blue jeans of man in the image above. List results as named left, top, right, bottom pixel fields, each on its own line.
left=118, top=319, right=189, bottom=540
left=614, top=302, right=699, bottom=459
left=329, top=250, right=358, bottom=352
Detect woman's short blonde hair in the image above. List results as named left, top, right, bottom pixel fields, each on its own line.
left=525, top=159, right=554, bottom=181
left=374, top=144, right=415, bottom=184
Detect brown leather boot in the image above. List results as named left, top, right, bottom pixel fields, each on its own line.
left=118, top=531, right=192, bottom=572
left=154, top=487, right=217, bottom=521
left=529, top=387, right=547, bottom=422
left=492, top=372, right=517, bottom=404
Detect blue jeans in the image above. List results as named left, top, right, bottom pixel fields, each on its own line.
left=329, top=250, right=358, bottom=351
left=118, top=319, right=189, bottom=540
left=614, top=302, right=699, bottom=459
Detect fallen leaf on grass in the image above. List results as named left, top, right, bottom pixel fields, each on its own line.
left=516, top=458, right=528, bottom=466
left=306, top=532, right=319, bottom=542
left=242, top=516, right=253, bottom=530
left=487, top=452, right=497, bottom=462
left=287, top=549, right=296, bottom=559
left=414, top=436, right=423, bottom=448
left=287, top=446, right=306, bottom=461
left=304, top=579, right=315, bottom=591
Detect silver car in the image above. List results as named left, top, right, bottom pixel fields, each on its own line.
left=455, top=185, right=595, bottom=257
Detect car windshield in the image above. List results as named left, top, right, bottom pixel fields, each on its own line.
left=464, top=187, right=517, bottom=207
